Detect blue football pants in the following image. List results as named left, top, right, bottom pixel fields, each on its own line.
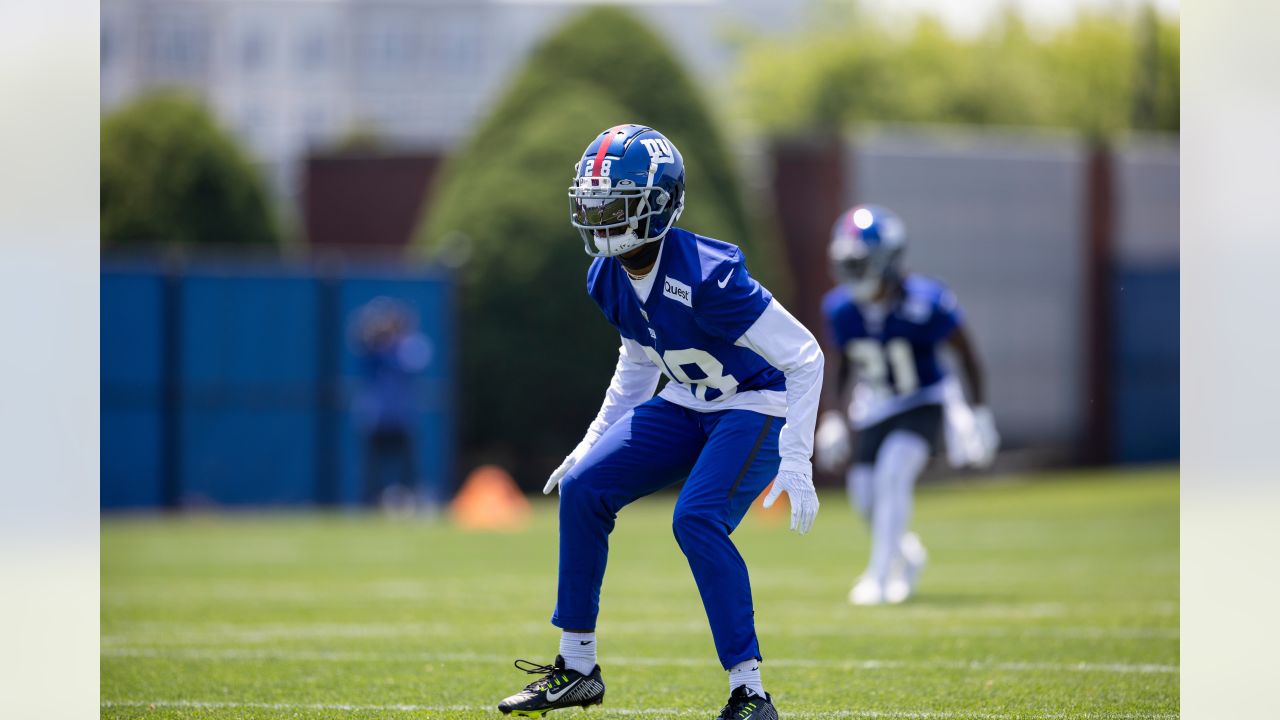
left=551, top=397, right=782, bottom=670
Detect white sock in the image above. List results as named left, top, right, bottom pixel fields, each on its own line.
left=728, top=658, right=764, bottom=697
left=559, top=631, right=596, bottom=675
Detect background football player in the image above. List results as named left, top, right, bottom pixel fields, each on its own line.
left=814, top=205, right=999, bottom=606
left=496, top=125, right=823, bottom=720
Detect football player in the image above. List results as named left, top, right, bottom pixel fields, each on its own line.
left=496, top=125, right=823, bottom=720
left=814, top=205, right=998, bottom=606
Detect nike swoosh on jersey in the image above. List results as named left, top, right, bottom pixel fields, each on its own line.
left=545, top=678, right=582, bottom=702
left=717, top=268, right=735, bottom=288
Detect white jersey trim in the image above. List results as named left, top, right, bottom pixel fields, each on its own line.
left=658, top=385, right=789, bottom=418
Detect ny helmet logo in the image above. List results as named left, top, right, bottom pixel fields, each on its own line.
left=639, top=138, right=674, bottom=164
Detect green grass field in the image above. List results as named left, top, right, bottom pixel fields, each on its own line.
left=101, top=467, right=1178, bottom=719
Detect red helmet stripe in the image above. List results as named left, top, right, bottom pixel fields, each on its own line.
left=590, top=126, right=624, bottom=177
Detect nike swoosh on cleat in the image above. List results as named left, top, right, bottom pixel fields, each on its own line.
left=717, top=269, right=735, bottom=288
left=544, top=678, right=582, bottom=702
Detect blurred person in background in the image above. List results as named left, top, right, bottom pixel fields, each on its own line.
left=814, top=205, right=998, bottom=606
left=351, top=297, right=433, bottom=511
left=496, top=125, right=822, bottom=720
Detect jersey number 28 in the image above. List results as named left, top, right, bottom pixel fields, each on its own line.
left=641, top=346, right=739, bottom=402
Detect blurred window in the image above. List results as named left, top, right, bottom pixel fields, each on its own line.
left=298, top=29, right=330, bottom=73
left=149, top=13, right=210, bottom=78
left=101, top=23, right=113, bottom=67
left=359, top=21, right=422, bottom=80
left=241, top=29, right=271, bottom=74
left=438, top=21, right=480, bottom=76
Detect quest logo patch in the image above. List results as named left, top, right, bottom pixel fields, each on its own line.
left=663, top=276, right=692, bottom=308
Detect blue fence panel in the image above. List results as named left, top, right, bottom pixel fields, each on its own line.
left=179, top=407, right=320, bottom=505
left=178, top=269, right=321, bottom=505
left=101, top=269, right=164, bottom=508
left=338, top=272, right=454, bottom=506
left=101, top=260, right=454, bottom=510
left=1111, top=266, right=1179, bottom=462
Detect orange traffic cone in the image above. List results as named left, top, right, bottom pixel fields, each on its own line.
left=751, top=480, right=787, bottom=526
left=450, top=465, right=531, bottom=531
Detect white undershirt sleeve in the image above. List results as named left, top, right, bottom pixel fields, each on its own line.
left=735, top=300, right=825, bottom=475
left=582, top=336, right=663, bottom=445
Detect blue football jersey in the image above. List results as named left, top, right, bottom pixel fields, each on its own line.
left=822, top=274, right=963, bottom=426
left=587, top=228, right=787, bottom=415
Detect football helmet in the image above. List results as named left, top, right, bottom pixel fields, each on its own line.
left=568, top=124, right=685, bottom=257
left=829, top=204, right=906, bottom=302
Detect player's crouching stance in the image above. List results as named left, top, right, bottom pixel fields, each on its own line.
left=814, top=205, right=998, bottom=606
left=496, top=125, right=822, bottom=720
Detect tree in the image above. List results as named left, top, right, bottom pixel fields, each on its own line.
left=101, top=92, right=278, bottom=247
left=451, top=6, right=781, bottom=286
left=735, top=6, right=1180, bottom=138
left=419, top=84, right=633, bottom=486
left=417, top=7, right=786, bottom=485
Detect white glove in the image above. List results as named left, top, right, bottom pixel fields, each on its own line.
left=943, top=398, right=982, bottom=468
left=814, top=410, right=852, bottom=474
left=544, top=439, right=595, bottom=495
left=972, top=406, right=1000, bottom=469
left=762, top=468, right=820, bottom=534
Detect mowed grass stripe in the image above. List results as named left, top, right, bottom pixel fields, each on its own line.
left=100, top=619, right=1179, bottom=642
left=101, top=584, right=1179, bottom=612
left=102, top=647, right=1177, bottom=674
left=101, top=699, right=1179, bottom=719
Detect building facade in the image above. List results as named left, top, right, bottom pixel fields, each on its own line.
left=100, top=0, right=800, bottom=201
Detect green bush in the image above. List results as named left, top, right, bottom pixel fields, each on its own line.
left=418, top=8, right=786, bottom=484
left=102, top=92, right=277, bottom=246
left=457, top=6, right=781, bottom=283
left=1132, top=6, right=1179, bottom=132
left=736, top=7, right=1179, bottom=136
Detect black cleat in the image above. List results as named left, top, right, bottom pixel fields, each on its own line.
left=715, top=686, right=778, bottom=720
left=497, top=655, right=605, bottom=717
